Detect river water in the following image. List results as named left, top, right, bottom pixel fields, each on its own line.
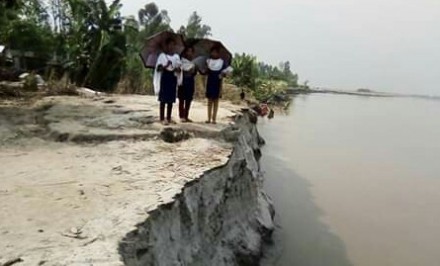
left=259, top=94, right=440, bottom=266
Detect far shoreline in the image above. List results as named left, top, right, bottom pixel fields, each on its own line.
left=289, top=87, right=440, bottom=101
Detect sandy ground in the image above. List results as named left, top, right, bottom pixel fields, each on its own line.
left=0, top=95, right=241, bottom=265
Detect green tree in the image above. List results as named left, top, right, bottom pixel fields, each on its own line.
left=257, top=61, right=298, bottom=86
left=6, top=20, right=54, bottom=57
left=279, top=61, right=298, bottom=87
left=59, top=0, right=125, bottom=91
left=120, top=3, right=172, bottom=94
left=21, top=0, right=50, bottom=26
left=138, top=3, right=171, bottom=39
left=254, top=79, right=289, bottom=102
left=178, top=12, right=211, bottom=39
left=0, top=1, right=15, bottom=41
left=49, top=0, right=70, bottom=34
left=120, top=16, right=150, bottom=93
left=116, top=3, right=169, bottom=94
left=1, top=0, right=55, bottom=69
left=231, top=53, right=259, bottom=90
left=231, top=54, right=299, bottom=102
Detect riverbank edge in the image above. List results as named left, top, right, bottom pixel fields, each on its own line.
left=118, top=109, right=275, bottom=265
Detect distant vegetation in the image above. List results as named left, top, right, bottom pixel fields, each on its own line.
left=0, top=0, right=302, bottom=102
left=230, top=54, right=299, bottom=102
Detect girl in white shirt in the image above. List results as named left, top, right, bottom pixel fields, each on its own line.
left=154, top=38, right=181, bottom=125
left=204, top=46, right=228, bottom=124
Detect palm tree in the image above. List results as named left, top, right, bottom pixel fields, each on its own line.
left=62, top=0, right=124, bottom=90
left=178, top=12, right=212, bottom=39
left=231, top=53, right=259, bottom=90
left=138, top=3, right=171, bottom=40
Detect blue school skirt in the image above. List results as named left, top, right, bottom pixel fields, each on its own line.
left=159, top=70, right=177, bottom=103
left=206, top=70, right=222, bottom=99
left=178, top=74, right=195, bottom=101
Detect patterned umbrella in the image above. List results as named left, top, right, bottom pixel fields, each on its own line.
left=185, top=38, right=233, bottom=73
left=139, top=31, right=185, bottom=69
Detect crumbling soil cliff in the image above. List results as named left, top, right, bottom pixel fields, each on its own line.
left=0, top=95, right=274, bottom=265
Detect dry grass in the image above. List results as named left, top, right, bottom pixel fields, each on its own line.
left=115, top=77, right=154, bottom=95
left=192, top=78, right=253, bottom=105
left=221, top=83, right=246, bottom=105
left=44, top=76, right=78, bottom=96
left=193, top=75, right=207, bottom=99
left=0, top=82, right=24, bottom=98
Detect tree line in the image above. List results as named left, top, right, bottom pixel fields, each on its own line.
left=0, top=0, right=301, bottom=98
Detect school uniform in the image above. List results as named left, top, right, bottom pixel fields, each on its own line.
left=206, top=58, right=227, bottom=99
left=177, top=58, right=196, bottom=119
left=178, top=58, right=196, bottom=101
left=153, top=53, right=181, bottom=121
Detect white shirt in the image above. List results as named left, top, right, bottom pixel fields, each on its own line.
left=207, top=58, right=224, bottom=71
left=153, top=53, right=182, bottom=95
left=181, top=58, right=195, bottom=72
left=156, top=53, right=181, bottom=71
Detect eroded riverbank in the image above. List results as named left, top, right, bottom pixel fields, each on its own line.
left=0, top=95, right=274, bottom=265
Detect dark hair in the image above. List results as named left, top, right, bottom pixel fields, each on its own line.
left=165, top=37, right=175, bottom=45
left=182, top=46, right=194, bottom=55
left=210, top=45, right=220, bottom=53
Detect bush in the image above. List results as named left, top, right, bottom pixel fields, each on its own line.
left=253, top=79, right=288, bottom=102
left=231, top=53, right=259, bottom=90
left=23, top=74, right=38, bottom=91
left=44, top=75, right=78, bottom=96
left=221, top=83, right=246, bottom=105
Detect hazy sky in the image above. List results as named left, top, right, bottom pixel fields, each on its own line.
left=121, top=0, right=440, bottom=95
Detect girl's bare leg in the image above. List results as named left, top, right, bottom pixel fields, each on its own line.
left=159, top=102, right=166, bottom=122
left=206, top=99, right=213, bottom=123
left=212, top=99, right=219, bottom=124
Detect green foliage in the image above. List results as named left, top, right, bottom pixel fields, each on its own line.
left=120, top=3, right=171, bottom=94
left=0, top=0, right=50, bottom=35
left=119, top=16, right=149, bottom=93
left=58, top=0, right=126, bottom=90
left=1, top=1, right=172, bottom=93
left=231, top=53, right=259, bottom=90
left=23, top=74, right=39, bottom=92
left=1, top=0, right=54, bottom=49
left=21, top=0, right=50, bottom=26
left=178, top=12, right=211, bottom=39
left=279, top=61, right=298, bottom=87
left=49, top=0, right=70, bottom=34
left=6, top=20, right=55, bottom=59
left=0, top=0, right=300, bottom=97
left=230, top=53, right=299, bottom=103
left=85, top=30, right=126, bottom=91
left=258, top=61, right=298, bottom=87
left=0, top=0, right=55, bottom=72
left=119, top=15, right=155, bottom=94
left=253, top=79, right=288, bottom=102
left=138, top=3, right=171, bottom=40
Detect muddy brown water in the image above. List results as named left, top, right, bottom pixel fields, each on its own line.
left=259, top=94, right=440, bottom=266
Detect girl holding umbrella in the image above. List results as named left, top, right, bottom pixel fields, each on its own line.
left=154, top=38, right=182, bottom=125
left=178, top=46, right=197, bottom=122
left=204, top=46, right=232, bottom=124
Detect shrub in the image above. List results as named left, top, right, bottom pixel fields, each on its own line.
left=23, top=74, right=38, bottom=92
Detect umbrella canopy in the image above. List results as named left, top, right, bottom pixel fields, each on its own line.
left=139, top=31, right=185, bottom=69
left=185, top=38, right=233, bottom=72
